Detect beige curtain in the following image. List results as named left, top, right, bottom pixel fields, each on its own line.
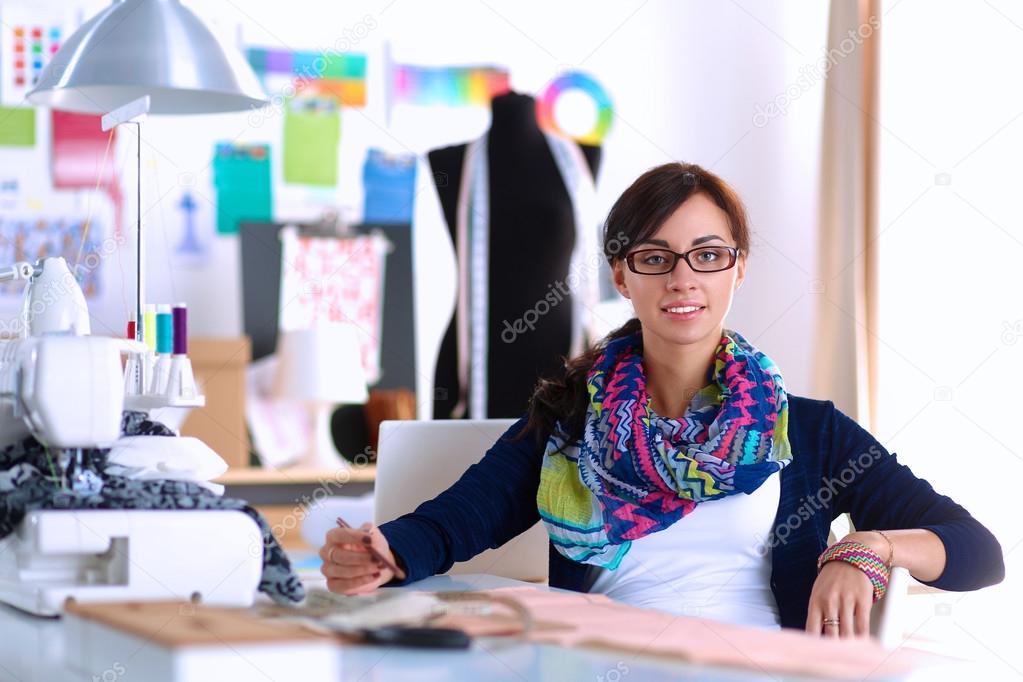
left=813, top=0, right=881, bottom=433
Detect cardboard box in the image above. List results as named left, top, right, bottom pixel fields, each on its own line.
left=181, top=337, right=251, bottom=468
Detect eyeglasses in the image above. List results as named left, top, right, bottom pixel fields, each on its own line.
left=625, top=246, right=739, bottom=275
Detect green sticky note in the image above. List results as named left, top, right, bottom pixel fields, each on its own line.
left=0, top=107, right=36, bottom=147
left=283, top=109, right=340, bottom=187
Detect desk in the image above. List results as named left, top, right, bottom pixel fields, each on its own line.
left=0, top=574, right=989, bottom=682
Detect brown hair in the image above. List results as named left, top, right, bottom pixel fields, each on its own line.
left=515, top=162, right=751, bottom=448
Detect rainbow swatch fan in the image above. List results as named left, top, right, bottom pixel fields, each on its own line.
left=392, top=64, right=510, bottom=106
left=536, top=71, right=614, bottom=145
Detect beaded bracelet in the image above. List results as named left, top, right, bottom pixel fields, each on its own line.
left=817, top=541, right=891, bottom=603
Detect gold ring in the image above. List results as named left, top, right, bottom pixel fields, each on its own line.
left=328, top=546, right=337, bottom=564
left=823, top=617, right=841, bottom=627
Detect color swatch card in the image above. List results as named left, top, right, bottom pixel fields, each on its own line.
left=247, top=47, right=367, bottom=107
left=0, top=6, right=70, bottom=105
left=212, top=143, right=273, bottom=235
left=391, top=64, right=509, bottom=107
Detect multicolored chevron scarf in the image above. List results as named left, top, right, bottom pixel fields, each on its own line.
left=536, top=328, right=792, bottom=569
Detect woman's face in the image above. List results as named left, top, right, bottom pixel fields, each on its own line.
left=612, top=192, right=746, bottom=350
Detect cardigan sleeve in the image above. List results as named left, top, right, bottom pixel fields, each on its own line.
left=828, top=404, right=1004, bottom=591
left=376, top=416, right=544, bottom=586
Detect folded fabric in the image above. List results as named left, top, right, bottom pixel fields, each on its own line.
left=0, top=411, right=304, bottom=605
left=106, top=435, right=228, bottom=494
left=432, top=586, right=943, bottom=680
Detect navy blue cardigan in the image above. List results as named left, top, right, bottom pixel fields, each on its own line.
left=378, top=395, right=1004, bottom=629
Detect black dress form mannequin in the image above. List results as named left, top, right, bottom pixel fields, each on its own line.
left=428, top=91, right=602, bottom=419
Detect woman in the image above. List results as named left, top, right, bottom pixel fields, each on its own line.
left=319, top=163, right=1004, bottom=639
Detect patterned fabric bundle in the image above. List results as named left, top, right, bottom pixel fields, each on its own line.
left=536, top=328, right=792, bottom=569
left=0, top=412, right=304, bottom=605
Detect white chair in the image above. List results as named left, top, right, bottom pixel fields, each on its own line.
left=374, top=419, right=549, bottom=582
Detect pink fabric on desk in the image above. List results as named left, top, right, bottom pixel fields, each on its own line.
left=449, top=587, right=942, bottom=680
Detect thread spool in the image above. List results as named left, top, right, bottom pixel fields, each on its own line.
left=156, top=304, right=173, bottom=355
left=172, top=303, right=187, bottom=356
left=143, top=304, right=156, bottom=352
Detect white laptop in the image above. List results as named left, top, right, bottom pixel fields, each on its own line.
left=375, top=419, right=549, bottom=582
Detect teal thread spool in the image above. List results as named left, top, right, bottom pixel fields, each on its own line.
left=156, top=304, right=173, bottom=354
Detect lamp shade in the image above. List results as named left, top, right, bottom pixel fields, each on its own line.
left=273, top=325, right=369, bottom=405
left=26, top=0, right=267, bottom=114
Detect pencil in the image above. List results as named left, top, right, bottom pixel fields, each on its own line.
left=335, top=516, right=406, bottom=580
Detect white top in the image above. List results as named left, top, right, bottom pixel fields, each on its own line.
left=590, top=470, right=783, bottom=630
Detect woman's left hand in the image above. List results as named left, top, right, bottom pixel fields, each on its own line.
left=805, top=561, right=873, bottom=638
left=805, top=532, right=886, bottom=639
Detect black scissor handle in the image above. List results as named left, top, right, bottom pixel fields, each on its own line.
left=358, top=626, right=471, bottom=649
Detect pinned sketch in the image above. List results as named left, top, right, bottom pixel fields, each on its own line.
left=212, top=142, right=272, bottom=235
left=173, top=191, right=211, bottom=267
left=278, top=226, right=388, bottom=384
left=0, top=216, right=105, bottom=297
left=0, top=178, right=19, bottom=209
left=51, top=110, right=124, bottom=236
left=0, top=107, right=35, bottom=147
left=283, top=98, right=341, bottom=187
left=362, top=148, right=416, bottom=224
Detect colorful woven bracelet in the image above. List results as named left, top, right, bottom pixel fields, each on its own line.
left=817, top=541, right=891, bottom=603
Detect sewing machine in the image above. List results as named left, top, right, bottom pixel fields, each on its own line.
left=0, top=257, right=263, bottom=616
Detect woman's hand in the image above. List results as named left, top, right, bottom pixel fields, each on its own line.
left=318, top=522, right=401, bottom=595
left=805, top=560, right=874, bottom=638
left=806, top=532, right=887, bottom=638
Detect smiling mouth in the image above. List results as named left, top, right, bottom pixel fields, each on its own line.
left=662, top=305, right=706, bottom=314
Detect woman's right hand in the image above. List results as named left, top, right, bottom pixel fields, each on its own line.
left=318, top=522, right=402, bottom=595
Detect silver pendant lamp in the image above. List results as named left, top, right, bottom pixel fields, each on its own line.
left=26, top=0, right=267, bottom=114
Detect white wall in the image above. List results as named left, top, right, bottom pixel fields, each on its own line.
left=0, top=0, right=830, bottom=407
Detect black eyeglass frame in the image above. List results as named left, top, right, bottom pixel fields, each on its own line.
left=624, top=246, right=740, bottom=275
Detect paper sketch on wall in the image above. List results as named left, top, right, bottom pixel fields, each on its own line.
left=212, top=142, right=272, bottom=235
left=362, top=148, right=416, bottom=224
left=278, top=226, right=389, bottom=385
left=0, top=216, right=105, bottom=298
left=173, top=191, right=211, bottom=267
left=51, top=110, right=124, bottom=237
left=0, top=178, right=18, bottom=209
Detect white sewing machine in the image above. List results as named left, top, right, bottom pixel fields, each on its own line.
left=0, top=257, right=263, bottom=616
